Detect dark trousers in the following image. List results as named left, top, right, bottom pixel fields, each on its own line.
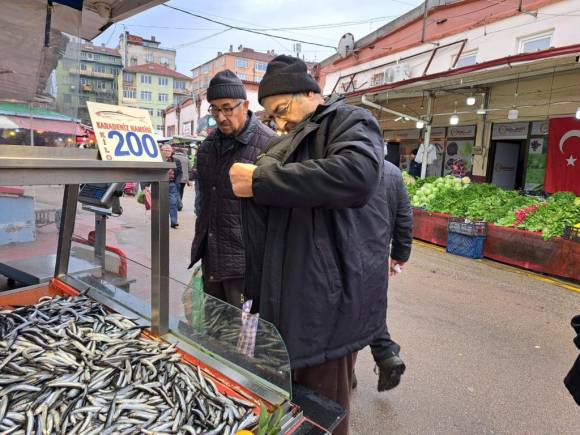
left=202, top=275, right=243, bottom=308
left=293, top=352, right=356, bottom=435
left=369, top=323, right=401, bottom=362
left=179, top=183, right=186, bottom=199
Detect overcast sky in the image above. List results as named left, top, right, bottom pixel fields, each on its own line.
left=93, top=0, right=424, bottom=74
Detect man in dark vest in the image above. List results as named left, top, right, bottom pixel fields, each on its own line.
left=189, top=70, right=273, bottom=307
left=229, top=55, right=389, bottom=435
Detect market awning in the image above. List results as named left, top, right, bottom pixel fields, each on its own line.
left=347, top=44, right=580, bottom=101
left=4, top=116, right=82, bottom=135
left=0, top=116, right=19, bottom=130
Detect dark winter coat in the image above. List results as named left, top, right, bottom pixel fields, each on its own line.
left=241, top=96, right=390, bottom=369
left=383, top=161, right=413, bottom=263
left=189, top=111, right=273, bottom=282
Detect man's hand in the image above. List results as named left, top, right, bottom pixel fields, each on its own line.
left=390, top=259, right=406, bottom=277
left=229, top=163, right=257, bottom=198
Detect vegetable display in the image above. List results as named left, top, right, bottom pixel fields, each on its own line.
left=403, top=173, right=580, bottom=240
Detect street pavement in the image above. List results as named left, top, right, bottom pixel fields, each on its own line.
left=1, top=185, right=578, bottom=433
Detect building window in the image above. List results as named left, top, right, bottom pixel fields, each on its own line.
left=96, top=80, right=106, bottom=89
left=192, top=69, right=199, bottom=78
left=112, top=81, right=118, bottom=90
left=255, top=76, right=262, bottom=83
left=111, top=68, right=119, bottom=76
left=80, top=63, right=87, bottom=71
left=158, top=93, right=168, bottom=102
left=123, top=89, right=136, bottom=99
left=160, top=56, right=169, bottom=65
left=157, top=109, right=164, bottom=117
left=454, top=51, right=477, bottom=68
left=141, top=75, right=152, bottom=84
left=158, top=77, right=168, bottom=86
left=148, top=109, right=154, bottom=116
left=85, top=52, right=93, bottom=60
left=255, top=62, right=267, bottom=71
left=141, top=91, right=152, bottom=101
left=130, top=56, right=138, bottom=65
left=94, top=64, right=107, bottom=73
left=202, top=77, right=210, bottom=88
left=201, top=64, right=209, bottom=73
left=156, top=125, right=163, bottom=131
left=124, top=73, right=134, bottom=83
left=236, top=58, right=248, bottom=69
left=238, top=73, right=247, bottom=80
left=519, top=31, right=552, bottom=53
left=174, top=80, right=185, bottom=90
left=93, top=54, right=101, bottom=61
left=80, top=77, right=90, bottom=86
left=145, top=53, right=153, bottom=63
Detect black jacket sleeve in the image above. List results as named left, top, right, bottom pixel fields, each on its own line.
left=390, top=172, right=413, bottom=262
left=174, top=158, right=183, bottom=183
left=252, top=109, right=383, bottom=209
left=565, top=315, right=580, bottom=406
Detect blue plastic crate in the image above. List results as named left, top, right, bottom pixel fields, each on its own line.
left=446, top=233, right=485, bottom=259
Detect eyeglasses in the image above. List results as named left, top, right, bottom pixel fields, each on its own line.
left=271, top=96, right=294, bottom=120
left=208, top=100, right=243, bottom=117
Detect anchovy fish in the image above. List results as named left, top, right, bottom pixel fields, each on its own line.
left=0, top=296, right=258, bottom=434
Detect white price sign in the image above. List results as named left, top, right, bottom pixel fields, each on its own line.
left=87, top=102, right=163, bottom=162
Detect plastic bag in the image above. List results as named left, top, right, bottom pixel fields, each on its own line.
left=236, top=300, right=259, bottom=358
left=182, top=264, right=205, bottom=331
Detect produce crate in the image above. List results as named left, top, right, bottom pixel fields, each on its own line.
left=448, top=217, right=487, bottom=236
left=446, top=233, right=485, bottom=259
left=563, top=226, right=580, bottom=243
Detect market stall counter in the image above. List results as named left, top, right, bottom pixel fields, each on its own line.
left=0, top=145, right=344, bottom=434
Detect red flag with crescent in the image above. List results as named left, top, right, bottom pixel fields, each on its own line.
left=545, top=117, right=580, bottom=195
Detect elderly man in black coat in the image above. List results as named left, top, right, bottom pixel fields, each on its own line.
left=190, top=70, right=273, bottom=307
left=229, top=55, right=390, bottom=435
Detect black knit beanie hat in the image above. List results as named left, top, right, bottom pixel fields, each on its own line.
left=207, top=70, right=247, bottom=102
left=258, top=55, right=321, bottom=103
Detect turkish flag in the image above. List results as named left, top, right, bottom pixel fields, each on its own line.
left=545, top=117, right=580, bottom=195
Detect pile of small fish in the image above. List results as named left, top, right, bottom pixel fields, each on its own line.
left=0, top=295, right=258, bottom=434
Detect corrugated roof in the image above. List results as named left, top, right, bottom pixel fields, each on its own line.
left=0, top=102, right=76, bottom=121
left=81, top=44, right=121, bottom=57
left=124, top=63, right=192, bottom=80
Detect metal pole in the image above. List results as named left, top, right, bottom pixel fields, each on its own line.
left=55, top=184, right=79, bottom=277
left=151, top=181, right=169, bottom=336
left=94, top=213, right=107, bottom=272
left=420, top=93, right=434, bottom=179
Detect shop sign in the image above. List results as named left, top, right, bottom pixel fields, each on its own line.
left=426, top=127, right=446, bottom=139
left=492, top=122, right=529, bottom=140
left=448, top=125, right=476, bottom=138
left=88, top=102, right=163, bottom=162
left=383, top=128, right=421, bottom=141
left=182, top=122, right=191, bottom=135
left=531, top=120, right=548, bottom=136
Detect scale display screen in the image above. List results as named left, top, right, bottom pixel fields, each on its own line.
left=78, top=184, right=118, bottom=208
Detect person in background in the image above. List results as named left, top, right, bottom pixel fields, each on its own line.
left=229, top=55, right=389, bottom=435
left=189, top=70, right=273, bottom=307
left=408, top=148, right=422, bottom=178
left=172, top=146, right=191, bottom=211
left=160, top=144, right=182, bottom=229
left=353, top=160, right=412, bottom=392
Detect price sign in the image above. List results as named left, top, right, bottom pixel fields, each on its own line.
left=87, top=102, right=163, bottom=162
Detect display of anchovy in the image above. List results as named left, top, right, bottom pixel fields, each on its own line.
left=0, top=296, right=258, bottom=435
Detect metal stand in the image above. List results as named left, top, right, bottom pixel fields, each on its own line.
left=82, top=205, right=112, bottom=273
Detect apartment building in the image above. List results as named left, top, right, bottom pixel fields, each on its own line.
left=118, top=32, right=176, bottom=70
left=119, top=63, right=192, bottom=133
left=55, top=43, right=122, bottom=125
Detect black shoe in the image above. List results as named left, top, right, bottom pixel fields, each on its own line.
left=376, top=355, right=406, bottom=392
left=352, top=372, right=358, bottom=389
left=171, top=224, right=179, bottom=229
left=177, top=205, right=183, bottom=211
